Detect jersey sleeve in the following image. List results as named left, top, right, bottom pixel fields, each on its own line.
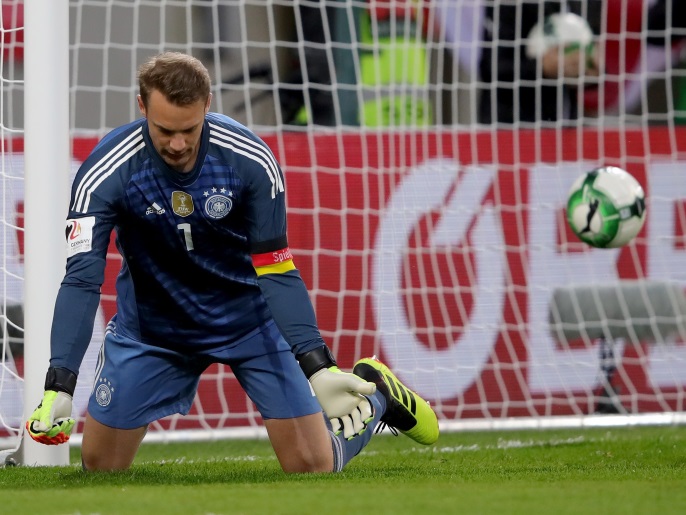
left=257, top=270, right=326, bottom=356
left=49, top=159, right=120, bottom=375
left=239, top=135, right=327, bottom=357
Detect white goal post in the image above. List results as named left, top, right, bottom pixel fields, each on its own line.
left=3, top=0, right=686, bottom=466
left=22, top=0, right=71, bottom=467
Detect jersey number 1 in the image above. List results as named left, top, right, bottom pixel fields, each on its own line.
left=177, top=223, right=194, bottom=251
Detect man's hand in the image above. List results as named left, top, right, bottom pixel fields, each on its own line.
left=26, top=390, right=75, bottom=445
left=309, top=366, right=376, bottom=440
left=298, top=346, right=377, bottom=439
left=26, top=366, right=78, bottom=445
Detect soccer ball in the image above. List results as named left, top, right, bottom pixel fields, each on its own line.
left=566, top=167, right=647, bottom=249
left=526, top=12, right=594, bottom=59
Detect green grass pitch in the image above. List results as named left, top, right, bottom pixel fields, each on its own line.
left=1, top=425, right=685, bottom=514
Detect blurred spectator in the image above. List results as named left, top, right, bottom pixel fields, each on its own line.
left=646, top=0, right=686, bottom=123
left=647, top=0, right=686, bottom=46
left=278, top=1, right=337, bottom=125
left=478, top=0, right=602, bottom=125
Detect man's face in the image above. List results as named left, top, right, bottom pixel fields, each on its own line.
left=138, top=89, right=211, bottom=173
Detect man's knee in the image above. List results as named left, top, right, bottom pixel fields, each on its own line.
left=265, top=413, right=335, bottom=473
left=81, top=444, right=136, bottom=471
left=279, top=451, right=333, bottom=474
left=81, top=413, right=146, bottom=471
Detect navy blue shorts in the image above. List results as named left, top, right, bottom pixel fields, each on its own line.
left=87, top=319, right=322, bottom=429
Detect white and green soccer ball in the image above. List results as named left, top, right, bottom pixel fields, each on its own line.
left=566, top=167, right=647, bottom=249
left=526, top=12, right=594, bottom=59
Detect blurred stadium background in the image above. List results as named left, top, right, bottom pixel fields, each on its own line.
left=3, top=0, right=686, bottom=465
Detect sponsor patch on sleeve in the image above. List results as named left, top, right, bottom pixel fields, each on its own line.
left=65, top=216, right=96, bottom=257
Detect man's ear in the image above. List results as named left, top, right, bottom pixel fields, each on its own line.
left=205, top=93, right=213, bottom=114
left=137, top=95, right=146, bottom=117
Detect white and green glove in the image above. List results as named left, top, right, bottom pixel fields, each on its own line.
left=298, top=347, right=376, bottom=440
left=26, top=367, right=77, bottom=446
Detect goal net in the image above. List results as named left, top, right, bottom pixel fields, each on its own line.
left=3, top=0, right=686, bottom=460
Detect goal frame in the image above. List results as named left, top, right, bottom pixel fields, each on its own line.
left=20, top=0, right=70, bottom=466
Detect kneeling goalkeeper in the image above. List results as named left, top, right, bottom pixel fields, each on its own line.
left=27, top=52, right=438, bottom=471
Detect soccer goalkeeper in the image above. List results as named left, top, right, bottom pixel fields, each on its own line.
left=26, top=52, right=438, bottom=472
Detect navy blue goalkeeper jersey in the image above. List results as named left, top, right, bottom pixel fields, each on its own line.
left=51, top=113, right=323, bottom=372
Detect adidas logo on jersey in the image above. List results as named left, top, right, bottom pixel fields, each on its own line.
left=145, top=202, right=165, bottom=215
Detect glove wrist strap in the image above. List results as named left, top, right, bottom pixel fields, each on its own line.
left=45, top=367, right=77, bottom=396
left=297, top=346, right=337, bottom=379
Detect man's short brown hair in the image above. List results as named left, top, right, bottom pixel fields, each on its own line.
left=138, top=52, right=211, bottom=108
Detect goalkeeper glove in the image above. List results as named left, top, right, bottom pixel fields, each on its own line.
left=26, top=367, right=77, bottom=445
left=298, top=347, right=376, bottom=440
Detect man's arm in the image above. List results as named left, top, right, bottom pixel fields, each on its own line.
left=50, top=260, right=107, bottom=372
left=26, top=229, right=108, bottom=445
left=27, top=189, right=114, bottom=445
left=255, top=266, right=324, bottom=356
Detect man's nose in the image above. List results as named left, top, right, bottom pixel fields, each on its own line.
left=169, top=134, right=185, bottom=151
